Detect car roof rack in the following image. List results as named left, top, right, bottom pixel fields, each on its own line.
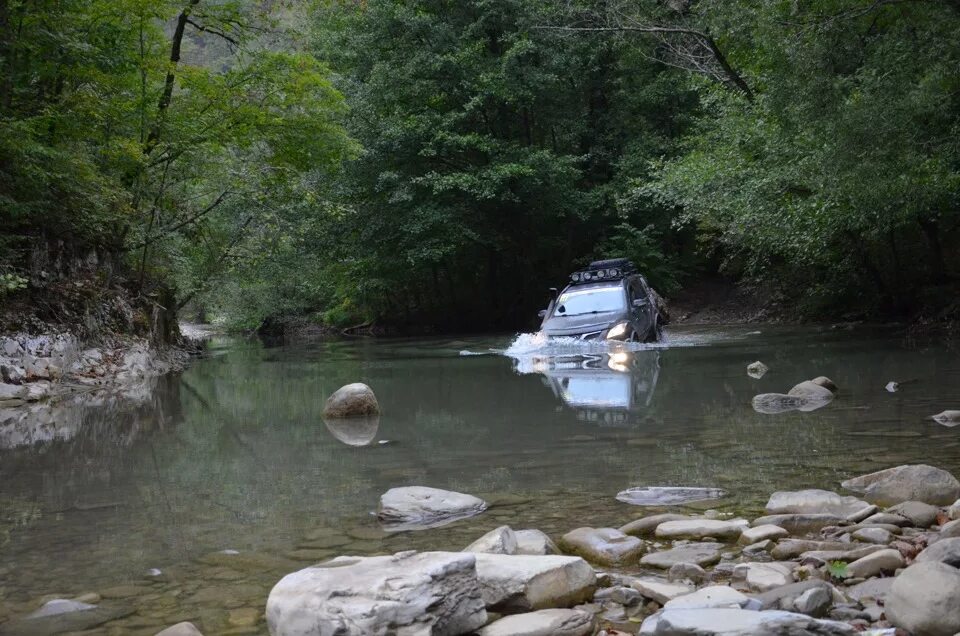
left=569, top=259, right=636, bottom=285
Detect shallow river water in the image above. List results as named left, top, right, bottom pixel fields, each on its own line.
left=1, top=325, right=958, bottom=634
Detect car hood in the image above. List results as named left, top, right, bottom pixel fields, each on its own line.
left=541, top=311, right=622, bottom=335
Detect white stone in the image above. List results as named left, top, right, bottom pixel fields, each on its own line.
left=629, top=579, right=693, bottom=604
left=378, top=486, right=487, bottom=531
left=663, top=586, right=752, bottom=610
left=155, top=623, right=204, bottom=636
left=515, top=529, right=560, bottom=555
left=765, top=489, right=873, bottom=520
left=265, top=551, right=487, bottom=636
left=747, top=361, right=768, bottom=378
left=26, top=599, right=97, bottom=619
left=886, top=561, right=960, bottom=636
left=932, top=410, right=960, bottom=427
left=732, top=562, right=794, bottom=593
left=845, top=549, right=905, bottom=578
left=655, top=519, right=748, bottom=540
left=638, top=608, right=855, bottom=635
left=477, top=609, right=594, bottom=636
left=738, top=524, right=788, bottom=545
left=473, top=553, right=595, bottom=612
left=465, top=526, right=518, bottom=554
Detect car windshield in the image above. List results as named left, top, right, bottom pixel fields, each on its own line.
left=555, top=286, right=625, bottom=316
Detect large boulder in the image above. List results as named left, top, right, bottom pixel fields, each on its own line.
left=558, top=527, right=645, bottom=566
left=841, top=464, right=960, bottom=506
left=885, top=561, right=960, bottom=636
left=472, top=553, right=595, bottom=613
left=654, top=519, right=748, bottom=541
left=264, top=551, right=487, bottom=636
left=322, top=383, right=380, bottom=418
left=915, top=537, right=960, bottom=567
left=477, top=609, right=594, bottom=636
left=638, top=608, right=855, bottom=635
left=378, top=486, right=487, bottom=531
left=616, top=486, right=726, bottom=506
left=765, top=489, right=873, bottom=520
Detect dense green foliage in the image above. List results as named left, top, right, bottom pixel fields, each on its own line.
left=2, top=0, right=958, bottom=332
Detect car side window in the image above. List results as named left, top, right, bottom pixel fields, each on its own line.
left=629, top=278, right=645, bottom=302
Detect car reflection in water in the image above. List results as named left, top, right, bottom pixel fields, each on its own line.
left=517, top=350, right=660, bottom=426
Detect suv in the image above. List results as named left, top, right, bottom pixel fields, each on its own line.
left=537, top=258, right=664, bottom=342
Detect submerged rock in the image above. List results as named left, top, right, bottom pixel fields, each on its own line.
left=841, top=464, right=960, bottom=506
left=323, top=416, right=379, bottom=446
left=0, top=603, right=133, bottom=636
left=932, top=410, right=960, bottom=427
left=885, top=561, right=960, bottom=636
left=265, top=551, right=487, bottom=636
left=378, top=486, right=487, bottom=531
left=478, top=609, right=594, bottom=636
left=752, top=377, right=837, bottom=414
left=615, top=486, right=726, bottom=506
left=322, top=383, right=380, bottom=418
left=473, top=553, right=595, bottom=613
left=746, top=361, right=768, bottom=379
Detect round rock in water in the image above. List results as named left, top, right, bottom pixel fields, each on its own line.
left=616, top=486, right=726, bottom=506
left=322, top=382, right=380, bottom=418
left=323, top=416, right=379, bottom=446
left=378, top=486, right=487, bottom=532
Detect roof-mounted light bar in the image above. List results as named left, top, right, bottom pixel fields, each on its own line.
left=570, top=263, right=636, bottom=284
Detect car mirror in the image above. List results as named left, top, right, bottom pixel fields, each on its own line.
left=537, top=309, right=547, bottom=319
left=632, top=298, right=649, bottom=308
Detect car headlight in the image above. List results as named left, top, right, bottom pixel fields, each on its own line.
left=606, top=322, right=628, bottom=340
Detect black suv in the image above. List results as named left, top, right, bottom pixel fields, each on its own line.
left=537, top=258, right=663, bottom=342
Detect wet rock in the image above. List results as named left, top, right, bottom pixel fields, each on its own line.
left=850, top=528, right=894, bottom=544
left=265, top=551, right=487, bottom=636
left=792, top=587, right=832, bottom=618
left=559, top=527, right=645, bottom=566
left=667, top=562, right=706, bottom=584
left=478, top=609, right=594, bottom=636
left=738, top=524, right=788, bottom=545
left=465, top=526, right=518, bottom=555
left=886, top=500, right=939, bottom=527
left=663, top=585, right=754, bottom=610
left=515, top=529, right=560, bottom=555
left=620, top=514, right=693, bottom=537
left=629, top=579, right=693, bottom=605
left=638, top=608, right=855, bottom=635
left=747, top=361, right=768, bottom=379
left=885, top=380, right=899, bottom=392
left=0, top=603, right=133, bottom=636
left=641, top=543, right=723, bottom=569
left=751, top=513, right=842, bottom=534
left=845, top=548, right=904, bottom=578
left=885, top=561, right=960, bottom=636
left=594, top=586, right=642, bottom=606
left=841, top=464, right=960, bottom=506
left=731, top=562, right=794, bottom=593
left=931, top=410, right=960, bottom=427
left=915, top=537, right=960, bottom=566
left=809, top=376, right=838, bottom=393
left=155, top=623, right=204, bottom=636
left=615, top=486, right=726, bottom=506
left=323, top=416, right=379, bottom=446
left=474, top=553, right=595, bottom=613
left=322, top=383, right=380, bottom=418
left=765, top=489, right=874, bottom=520
left=654, top=519, right=748, bottom=541
left=26, top=599, right=97, bottom=619
left=378, top=486, right=487, bottom=531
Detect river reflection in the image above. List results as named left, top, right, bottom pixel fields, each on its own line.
left=0, top=326, right=959, bottom=633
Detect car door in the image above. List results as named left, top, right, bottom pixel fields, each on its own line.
left=628, top=277, right=655, bottom=336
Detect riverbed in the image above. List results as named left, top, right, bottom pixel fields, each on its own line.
left=0, top=325, right=958, bottom=634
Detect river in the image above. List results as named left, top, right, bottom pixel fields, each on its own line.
left=0, top=325, right=958, bottom=633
